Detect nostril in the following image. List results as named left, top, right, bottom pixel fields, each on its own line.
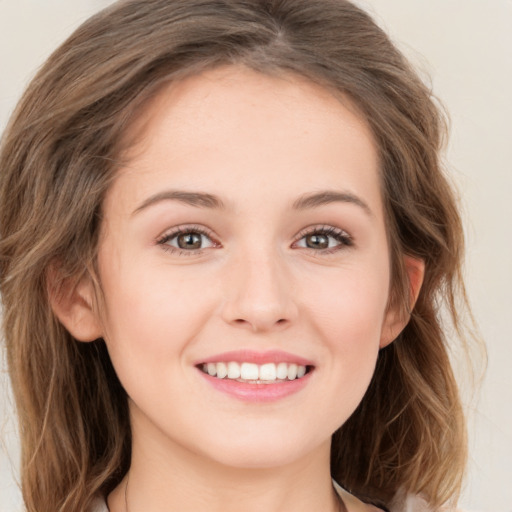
left=228, top=315, right=291, bottom=332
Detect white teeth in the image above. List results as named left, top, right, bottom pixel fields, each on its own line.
left=287, top=364, right=298, bottom=380
left=207, top=363, right=216, bottom=376
left=227, top=361, right=241, bottom=379
left=216, top=362, right=228, bottom=379
left=259, top=363, right=277, bottom=381
left=276, top=362, right=288, bottom=380
left=240, top=363, right=259, bottom=380
left=200, top=361, right=309, bottom=382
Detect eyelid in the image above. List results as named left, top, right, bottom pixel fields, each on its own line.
left=154, top=223, right=353, bottom=256
left=292, top=224, right=354, bottom=253
left=155, top=224, right=220, bottom=254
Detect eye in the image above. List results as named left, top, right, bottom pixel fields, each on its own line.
left=156, top=225, right=217, bottom=254
left=294, top=226, right=353, bottom=253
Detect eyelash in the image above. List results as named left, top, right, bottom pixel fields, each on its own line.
left=155, top=224, right=353, bottom=256
left=156, top=224, right=217, bottom=256
left=293, top=225, right=354, bottom=255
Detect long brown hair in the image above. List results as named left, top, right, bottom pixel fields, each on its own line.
left=0, top=1, right=474, bottom=510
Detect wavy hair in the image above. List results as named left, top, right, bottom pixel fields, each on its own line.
left=0, top=1, right=474, bottom=510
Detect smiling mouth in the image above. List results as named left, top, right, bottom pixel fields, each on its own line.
left=198, top=361, right=313, bottom=384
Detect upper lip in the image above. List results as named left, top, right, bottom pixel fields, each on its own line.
left=195, top=349, right=314, bottom=367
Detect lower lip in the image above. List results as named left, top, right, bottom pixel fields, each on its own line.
left=197, top=368, right=313, bottom=403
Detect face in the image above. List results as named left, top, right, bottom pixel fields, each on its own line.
left=93, top=66, right=399, bottom=469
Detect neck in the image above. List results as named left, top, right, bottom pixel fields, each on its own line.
left=108, top=414, right=341, bottom=512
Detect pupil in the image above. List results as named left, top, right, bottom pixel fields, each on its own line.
left=178, top=233, right=202, bottom=249
left=306, top=234, right=328, bottom=249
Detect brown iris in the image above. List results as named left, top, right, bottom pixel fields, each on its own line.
left=305, top=234, right=329, bottom=249
left=177, top=232, right=202, bottom=249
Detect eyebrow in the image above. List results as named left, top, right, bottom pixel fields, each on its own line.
left=132, top=190, right=226, bottom=215
left=132, top=188, right=372, bottom=216
left=292, top=190, right=373, bottom=216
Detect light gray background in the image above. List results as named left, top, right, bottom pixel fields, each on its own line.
left=1, top=1, right=511, bottom=511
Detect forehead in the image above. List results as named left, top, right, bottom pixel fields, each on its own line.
left=110, top=65, right=383, bottom=217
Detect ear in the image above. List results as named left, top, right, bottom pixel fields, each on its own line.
left=380, top=255, right=425, bottom=348
left=48, top=267, right=103, bottom=342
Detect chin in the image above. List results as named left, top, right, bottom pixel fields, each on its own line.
left=196, top=428, right=328, bottom=470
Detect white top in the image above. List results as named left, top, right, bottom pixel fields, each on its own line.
left=89, top=482, right=434, bottom=512
left=90, top=496, right=108, bottom=512
left=332, top=481, right=432, bottom=512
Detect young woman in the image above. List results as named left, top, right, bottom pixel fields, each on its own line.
left=0, top=1, right=473, bottom=511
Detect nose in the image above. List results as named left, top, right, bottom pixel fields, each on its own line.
left=220, top=249, right=299, bottom=333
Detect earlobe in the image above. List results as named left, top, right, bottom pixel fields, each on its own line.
left=380, top=255, right=425, bottom=348
left=47, top=267, right=103, bottom=342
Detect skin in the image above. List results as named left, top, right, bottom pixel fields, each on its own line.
left=55, top=66, right=422, bottom=512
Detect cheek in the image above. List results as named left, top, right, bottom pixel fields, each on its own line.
left=305, top=263, right=389, bottom=343
left=301, top=262, right=389, bottom=401
left=310, top=280, right=387, bottom=410
left=98, top=256, right=223, bottom=379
